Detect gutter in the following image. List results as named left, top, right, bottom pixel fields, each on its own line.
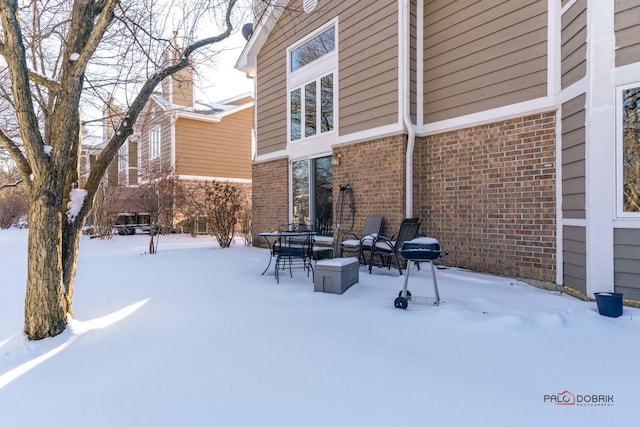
left=402, top=0, right=415, bottom=219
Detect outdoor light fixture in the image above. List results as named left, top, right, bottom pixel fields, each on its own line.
left=332, top=153, right=341, bottom=166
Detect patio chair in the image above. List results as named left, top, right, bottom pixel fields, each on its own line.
left=339, top=216, right=384, bottom=265
left=276, top=222, right=313, bottom=253
left=274, top=226, right=314, bottom=283
left=368, top=219, right=421, bottom=275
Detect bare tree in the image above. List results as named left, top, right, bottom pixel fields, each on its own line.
left=175, top=181, right=205, bottom=237
left=0, top=0, right=243, bottom=339
left=89, top=180, right=120, bottom=239
left=205, top=182, right=246, bottom=248
left=0, top=166, right=28, bottom=228
left=238, top=201, right=252, bottom=246
left=138, top=165, right=181, bottom=254
left=177, top=180, right=245, bottom=248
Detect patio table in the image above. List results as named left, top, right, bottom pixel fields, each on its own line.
left=258, top=230, right=317, bottom=276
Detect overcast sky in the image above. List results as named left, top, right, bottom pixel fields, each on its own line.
left=196, top=30, right=254, bottom=104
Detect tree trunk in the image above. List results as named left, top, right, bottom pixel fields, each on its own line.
left=24, top=186, right=68, bottom=340
left=62, top=219, right=83, bottom=317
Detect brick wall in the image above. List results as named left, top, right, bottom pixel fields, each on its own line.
left=333, top=134, right=407, bottom=237
left=252, top=158, right=289, bottom=247
left=415, top=112, right=557, bottom=281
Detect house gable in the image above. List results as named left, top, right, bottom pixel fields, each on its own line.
left=250, top=0, right=400, bottom=157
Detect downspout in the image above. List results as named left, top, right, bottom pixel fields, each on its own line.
left=402, top=0, right=415, bottom=219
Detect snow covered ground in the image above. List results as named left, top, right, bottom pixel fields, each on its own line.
left=1, top=229, right=638, bottom=426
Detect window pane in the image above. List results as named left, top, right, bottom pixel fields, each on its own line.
left=118, top=144, right=128, bottom=171
left=314, top=156, right=333, bottom=236
left=290, top=89, right=301, bottom=141
left=292, top=160, right=310, bottom=226
left=623, top=87, right=640, bottom=212
left=305, top=82, right=316, bottom=138
left=291, top=26, right=335, bottom=72
left=321, top=74, right=333, bottom=133
left=149, top=126, right=161, bottom=160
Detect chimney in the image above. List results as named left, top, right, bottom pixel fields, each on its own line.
left=165, top=31, right=194, bottom=108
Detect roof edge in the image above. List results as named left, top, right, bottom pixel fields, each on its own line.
left=235, top=0, right=290, bottom=77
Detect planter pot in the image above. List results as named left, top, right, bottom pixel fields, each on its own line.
left=594, top=292, right=623, bottom=318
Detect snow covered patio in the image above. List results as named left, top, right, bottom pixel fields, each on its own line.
left=1, top=230, right=638, bottom=426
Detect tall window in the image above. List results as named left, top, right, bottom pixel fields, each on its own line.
left=118, top=143, right=128, bottom=171
left=290, top=76, right=333, bottom=141
left=288, top=23, right=336, bottom=143
left=149, top=126, right=161, bottom=160
left=292, top=156, right=333, bottom=236
left=619, top=85, right=640, bottom=215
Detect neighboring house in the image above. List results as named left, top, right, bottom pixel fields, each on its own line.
left=79, top=124, right=104, bottom=187
left=103, top=56, right=254, bottom=230
left=236, top=0, right=640, bottom=301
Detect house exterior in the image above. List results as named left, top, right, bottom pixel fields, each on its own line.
left=103, top=61, right=254, bottom=230
left=236, top=0, right=640, bottom=301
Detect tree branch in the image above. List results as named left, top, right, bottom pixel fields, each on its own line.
left=0, top=127, right=32, bottom=182
left=0, top=179, right=22, bottom=190
left=68, top=0, right=119, bottom=77
left=28, top=69, right=62, bottom=92
left=183, top=0, right=238, bottom=58
left=0, top=0, right=46, bottom=168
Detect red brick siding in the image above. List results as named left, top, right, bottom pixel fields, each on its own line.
left=252, top=158, right=289, bottom=247
left=333, top=134, right=407, bottom=237
left=415, top=112, right=557, bottom=281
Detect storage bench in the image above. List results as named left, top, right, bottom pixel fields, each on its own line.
left=314, top=257, right=359, bottom=294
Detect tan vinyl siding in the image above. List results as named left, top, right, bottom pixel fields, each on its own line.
left=255, top=0, right=399, bottom=154
left=107, top=160, right=119, bottom=186
left=615, top=0, right=640, bottom=67
left=139, top=107, right=172, bottom=175
left=614, top=228, right=640, bottom=300
left=107, top=160, right=118, bottom=186
left=227, top=95, right=254, bottom=106
left=424, top=0, right=547, bottom=123
left=563, top=225, right=586, bottom=294
left=339, top=1, right=398, bottom=135
left=256, top=16, right=289, bottom=155
left=174, top=108, right=253, bottom=180
left=561, top=94, right=586, bottom=219
left=128, top=140, right=138, bottom=186
left=561, top=0, right=586, bottom=89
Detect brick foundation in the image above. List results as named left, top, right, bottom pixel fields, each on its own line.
left=415, top=112, right=557, bottom=281
left=333, top=134, right=407, bottom=237
left=252, top=158, right=289, bottom=248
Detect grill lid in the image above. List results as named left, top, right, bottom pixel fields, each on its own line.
left=400, top=237, right=442, bottom=260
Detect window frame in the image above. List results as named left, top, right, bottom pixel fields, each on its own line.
left=286, top=19, right=337, bottom=147
left=149, top=125, right=161, bottom=160
left=616, top=82, right=640, bottom=218
left=118, top=142, right=128, bottom=172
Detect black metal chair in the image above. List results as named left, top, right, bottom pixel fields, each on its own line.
left=368, top=219, right=421, bottom=275
left=339, top=216, right=384, bottom=266
left=274, top=226, right=315, bottom=283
